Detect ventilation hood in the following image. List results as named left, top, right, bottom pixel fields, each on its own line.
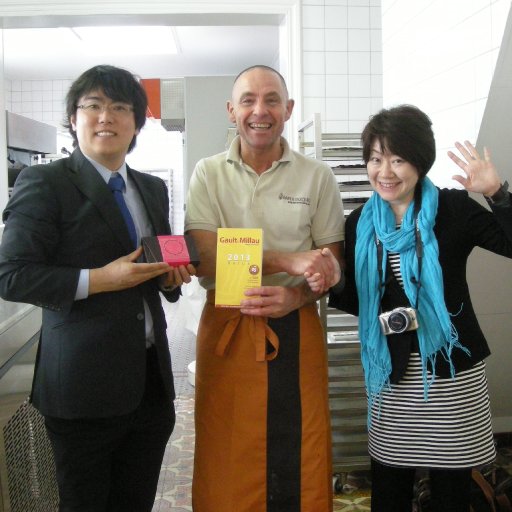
left=142, top=78, right=185, bottom=132
left=160, top=79, right=185, bottom=132
left=6, top=111, right=57, bottom=154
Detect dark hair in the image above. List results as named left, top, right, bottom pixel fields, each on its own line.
left=63, top=65, right=148, bottom=153
left=233, top=65, right=289, bottom=98
left=361, top=105, right=436, bottom=179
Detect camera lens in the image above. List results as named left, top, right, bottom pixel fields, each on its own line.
left=388, top=311, right=409, bottom=333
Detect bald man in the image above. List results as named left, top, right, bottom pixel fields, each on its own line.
left=185, top=65, right=344, bottom=512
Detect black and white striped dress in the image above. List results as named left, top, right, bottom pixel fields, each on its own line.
left=368, top=252, right=496, bottom=469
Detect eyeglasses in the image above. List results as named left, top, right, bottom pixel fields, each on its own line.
left=76, top=102, right=134, bottom=117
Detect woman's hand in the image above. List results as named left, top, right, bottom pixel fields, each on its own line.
left=447, top=140, right=502, bottom=197
left=304, top=247, right=342, bottom=293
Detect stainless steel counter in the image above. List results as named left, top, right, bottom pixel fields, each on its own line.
left=0, top=301, right=41, bottom=372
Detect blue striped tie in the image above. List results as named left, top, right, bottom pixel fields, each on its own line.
left=108, top=173, right=137, bottom=249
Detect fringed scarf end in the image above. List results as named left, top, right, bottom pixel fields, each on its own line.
left=422, top=352, right=437, bottom=401
left=366, top=369, right=391, bottom=428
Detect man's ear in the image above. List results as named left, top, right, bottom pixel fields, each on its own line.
left=70, top=115, right=77, bottom=131
left=227, top=101, right=236, bottom=124
left=285, top=99, right=295, bottom=121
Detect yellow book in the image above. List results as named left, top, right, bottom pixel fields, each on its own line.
left=215, top=228, right=263, bottom=308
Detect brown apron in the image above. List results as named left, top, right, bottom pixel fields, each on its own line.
left=192, top=291, right=333, bottom=512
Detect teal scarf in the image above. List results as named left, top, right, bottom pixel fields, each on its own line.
left=355, top=177, right=469, bottom=408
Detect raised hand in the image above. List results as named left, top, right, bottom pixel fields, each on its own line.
left=447, top=141, right=501, bottom=197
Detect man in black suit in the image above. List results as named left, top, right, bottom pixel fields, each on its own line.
left=0, top=65, right=194, bottom=511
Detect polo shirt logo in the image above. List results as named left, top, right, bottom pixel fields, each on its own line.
left=279, top=193, right=311, bottom=206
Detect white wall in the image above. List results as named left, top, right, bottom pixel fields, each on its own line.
left=381, top=0, right=511, bottom=187
left=382, top=0, right=512, bottom=432
left=301, top=0, right=383, bottom=134
left=467, top=8, right=512, bottom=433
left=4, top=78, right=70, bottom=128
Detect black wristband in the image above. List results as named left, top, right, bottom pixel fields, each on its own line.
left=485, top=181, right=509, bottom=205
left=160, top=284, right=178, bottom=292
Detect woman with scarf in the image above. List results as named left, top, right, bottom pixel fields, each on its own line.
left=312, top=105, right=512, bottom=512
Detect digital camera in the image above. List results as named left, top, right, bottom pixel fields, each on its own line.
left=378, top=307, right=419, bottom=335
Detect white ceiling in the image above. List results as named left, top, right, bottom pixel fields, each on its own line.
left=1, top=14, right=281, bottom=81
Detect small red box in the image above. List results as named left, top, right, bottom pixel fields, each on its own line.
left=142, top=235, right=200, bottom=267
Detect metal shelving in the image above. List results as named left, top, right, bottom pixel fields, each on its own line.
left=298, top=114, right=371, bottom=479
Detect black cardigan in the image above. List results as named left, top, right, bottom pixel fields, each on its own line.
left=329, top=188, right=512, bottom=380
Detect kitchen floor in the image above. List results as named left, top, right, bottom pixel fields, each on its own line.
left=152, top=298, right=196, bottom=512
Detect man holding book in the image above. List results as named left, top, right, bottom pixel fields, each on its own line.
left=185, top=65, right=344, bottom=512
left=0, top=65, right=195, bottom=511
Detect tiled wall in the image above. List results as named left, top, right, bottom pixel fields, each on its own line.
left=301, top=0, right=383, bottom=134
left=4, top=78, right=69, bottom=129
left=381, top=0, right=510, bottom=187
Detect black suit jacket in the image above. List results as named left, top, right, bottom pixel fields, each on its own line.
left=330, top=187, right=512, bottom=380
left=0, top=149, right=179, bottom=419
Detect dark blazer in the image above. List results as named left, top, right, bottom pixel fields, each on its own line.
left=330, top=187, right=512, bottom=380
left=0, top=148, right=179, bottom=419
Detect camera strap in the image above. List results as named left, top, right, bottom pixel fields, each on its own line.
left=375, top=200, right=423, bottom=310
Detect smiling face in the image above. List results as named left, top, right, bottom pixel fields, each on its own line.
left=70, top=88, right=139, bottom=171
left=227, top=67, right=294, bottom=161
left=367, top=139, right=420, bottom=216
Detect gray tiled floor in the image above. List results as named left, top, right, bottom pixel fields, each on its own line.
left=152, top=296, right=198, bottom=511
